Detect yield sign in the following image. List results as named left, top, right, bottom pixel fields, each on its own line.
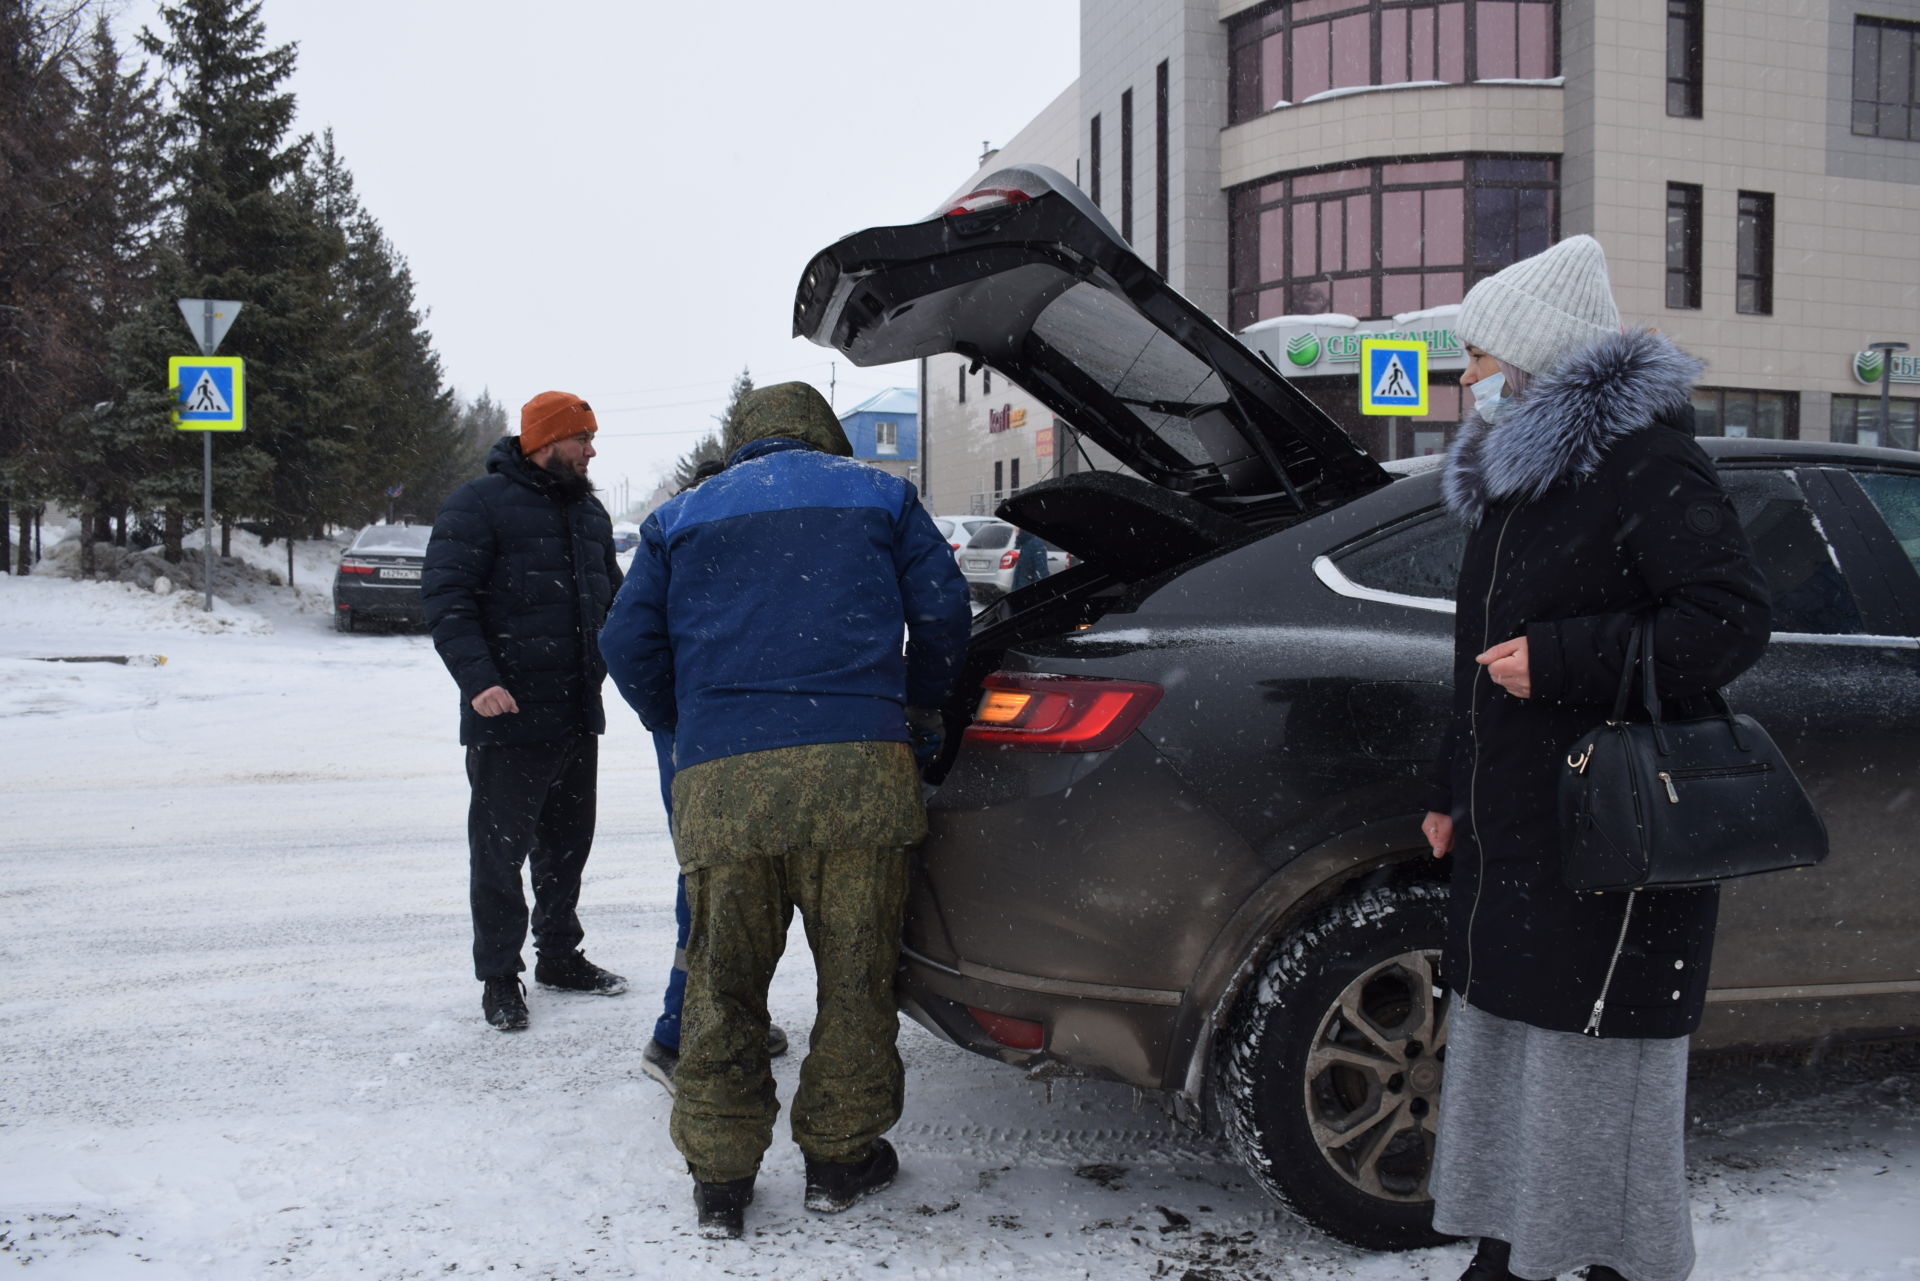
left=177, top=298, right=244, bottom=355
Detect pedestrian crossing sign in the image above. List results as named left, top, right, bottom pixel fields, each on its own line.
left=170, top=356, right=245, bottom=431
left=1359, top=339, right=1428, bottom=416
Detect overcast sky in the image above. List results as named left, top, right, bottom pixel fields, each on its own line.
left=109, top=0, right=1080, bottom=512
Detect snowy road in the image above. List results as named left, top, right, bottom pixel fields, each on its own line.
left=2, top=552, right=1917, bottom=1280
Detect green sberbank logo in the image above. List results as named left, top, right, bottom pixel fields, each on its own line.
left=1854, top=351, right=1885, bottom=385
left=1285, top=333, right=1321, bottom=367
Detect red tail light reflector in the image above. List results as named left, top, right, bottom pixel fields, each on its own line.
left=998, top=550, right=1019, bottom=570
left=945, top=187, right=1032, bottom=217
left=967, top=1006, right=1044, bottom=1050
left=964, top=673, right=1162, bottom=753
left=337, top=561, right=376, bottom=575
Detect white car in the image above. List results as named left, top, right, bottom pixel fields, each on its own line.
left=954, top=520, right=1068, bottom=601
left=931, top=514, right=998, bottom=554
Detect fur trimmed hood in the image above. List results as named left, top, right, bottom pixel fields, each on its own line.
left=1442, top=329, right=1704, bottom=524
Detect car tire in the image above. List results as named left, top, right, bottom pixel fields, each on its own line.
left=334, top=608, right=353, bottom=634
left=1216, top=874, right=1452, bottom=1252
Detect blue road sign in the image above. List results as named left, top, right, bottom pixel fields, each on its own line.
left=1359, top=339, right=1429, bottom=416
left=169, top=356, right=245, bottom=431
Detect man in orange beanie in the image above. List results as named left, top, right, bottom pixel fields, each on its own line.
left=422, top=390, right=627, bottom=1031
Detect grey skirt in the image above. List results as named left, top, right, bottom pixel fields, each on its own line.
left=1431, top=998, right=1694, bottom=1281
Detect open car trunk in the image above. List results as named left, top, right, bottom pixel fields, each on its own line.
left=794, top=164, right=1391, bottom=574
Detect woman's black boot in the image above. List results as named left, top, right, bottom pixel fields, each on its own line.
left=1459, top=1237, right=1521, bottom=1281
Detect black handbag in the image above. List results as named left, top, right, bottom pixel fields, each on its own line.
left=1559, top=621, right=1828, bottom=891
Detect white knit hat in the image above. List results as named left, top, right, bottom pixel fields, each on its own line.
left=1456, top=235, right=1621, bottom=376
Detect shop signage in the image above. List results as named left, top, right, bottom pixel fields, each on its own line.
left=987, top=404, right=1027, bottom=433
left=1853, top=349, right=1920, bottom=385
left=1242, top=308, right=1466, bottom=379
left=1035, top=425, right=1054, bottom=459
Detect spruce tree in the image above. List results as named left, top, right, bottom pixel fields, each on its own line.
left=0, top=0, right=87, bottom=572
left=670, top=366, right=753, bottom=491
left=61, top=16, right=167, bottom=574
left=303, top=130, right=456, bottom=527
left=125, top=0, right=349, bottom=556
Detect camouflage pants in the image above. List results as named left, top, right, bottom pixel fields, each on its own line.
left=670, top=842, right=909, bottom=1182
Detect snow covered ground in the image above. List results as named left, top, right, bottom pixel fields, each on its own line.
left=3, top=540, right=1917, bottom=1280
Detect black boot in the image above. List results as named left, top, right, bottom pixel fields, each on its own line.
left=482, top=976, right=528, bottom=1031
left=803, top=1137, right=898, bottom=1213
left=1459, top=1237, right=1521, bottom=1281
left=693, top=1175, right=755, bottom=1239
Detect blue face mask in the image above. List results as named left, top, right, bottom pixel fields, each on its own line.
left=1470, top=370, right=1515, bottom=423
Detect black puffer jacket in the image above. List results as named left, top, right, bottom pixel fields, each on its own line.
left=422, top=436, right=622, bottom=747
left=1426, top=330, right=1772, bottom=1038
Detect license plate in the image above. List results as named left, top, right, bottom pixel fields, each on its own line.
left=380, top=568, right=421, bottom=581
left=965, top=557, right=990, bottom=571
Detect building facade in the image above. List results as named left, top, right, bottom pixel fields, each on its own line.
left=920, top=0, right=1920, bottom=515
left=838, top=387, right=920, bottom=483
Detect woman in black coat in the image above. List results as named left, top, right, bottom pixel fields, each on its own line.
left=1419, top=236, right=1772, bottom=1281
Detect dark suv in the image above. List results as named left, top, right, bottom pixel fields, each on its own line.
left=793, top=166, right=1920, bottom=1250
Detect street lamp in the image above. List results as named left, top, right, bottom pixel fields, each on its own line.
left=1868, top=341, right=1909, bottom=447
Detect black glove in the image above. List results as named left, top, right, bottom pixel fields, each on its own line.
left=906, top=707, right=944, bottom=771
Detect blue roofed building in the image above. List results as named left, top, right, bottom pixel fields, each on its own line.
left=838, top=387, right=918, bottom=484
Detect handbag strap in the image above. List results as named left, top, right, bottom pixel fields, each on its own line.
left=1609, top=622, right=1646, bottom=724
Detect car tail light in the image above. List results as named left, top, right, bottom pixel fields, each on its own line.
left=945, top=187, right=1031, bottom=217
left=966, top=1006, right=1044, bottom=1050
left=998, top=550, right=1019, bottom=570
left=964, top=673, right=1162, bottom=753
left=337, top=560, right=376, bottom=575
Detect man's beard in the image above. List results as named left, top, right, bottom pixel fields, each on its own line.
left=540, top=457, right=596, bottom=503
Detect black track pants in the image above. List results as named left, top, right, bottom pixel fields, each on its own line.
left=465, top=735, right=597, bottom=980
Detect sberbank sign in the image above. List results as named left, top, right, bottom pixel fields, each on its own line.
left=1243, top=313, right=1467, bottom=378
left=1308, top=328, right=1461, bottom=366
left=1853, top=350, right=1920, bottom=385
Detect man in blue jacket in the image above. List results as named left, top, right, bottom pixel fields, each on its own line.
left=422, top=391, right=627, bottom=1033
left=599, top=381, right=970, bottom=1239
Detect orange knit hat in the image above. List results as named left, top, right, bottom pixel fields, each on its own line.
left=519, top=391, right=599, bottom=455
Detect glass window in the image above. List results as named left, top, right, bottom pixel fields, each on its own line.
left=1229, top=154, right=1557, bottom=328
left=1719, top=470, right=1864, bottom=635
left=1736, top=192, right=1773, bottom=317
left=1854, top=17, right=1920, bottom=141
left=1225, top=1, right=1560, bottom=124
left=352, top=525, right=432, bottom=553
left=1332, top=512, right=1467, bottom=601
left=875, top=421, right=898, bottom=455
left=969, top=522, right=1014, bottom=551
left=1691, top=388, right=1797, bottom=440
left=1855, top=472, right=1920, bottom=581
left=1831, top=394, right=1919, bottom=451
left=1666, top=183, right=1702, bottom=310
left=1667, top=0, right=1703, bottom=118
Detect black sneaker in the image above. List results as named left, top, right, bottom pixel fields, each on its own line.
left=693, top=1175, right=754, bottom=1239
left=482, top=976, right=529, bottom=1031
left=534, top=951, right=627, bottom=995
left=803, top=1137, right=898, bottom=1213
left=641, top=1038, right=679, bottom=1094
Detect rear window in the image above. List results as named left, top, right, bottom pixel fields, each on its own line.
left=968, top=524, right=1014, bottom=550
left=351, top=525, right=432, bottom=555
left=1029, top=282, right=1218, bottom=466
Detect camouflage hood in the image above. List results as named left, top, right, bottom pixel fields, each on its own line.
left=724, top=382, right=852, bottom=459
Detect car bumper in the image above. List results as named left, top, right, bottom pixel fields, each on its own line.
left=332, top=580, right=424, bottom=621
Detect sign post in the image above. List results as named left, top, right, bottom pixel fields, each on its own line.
left=1868, top=340, right=1911, bottom=447
left=172, top=299, right=244, bottom=611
